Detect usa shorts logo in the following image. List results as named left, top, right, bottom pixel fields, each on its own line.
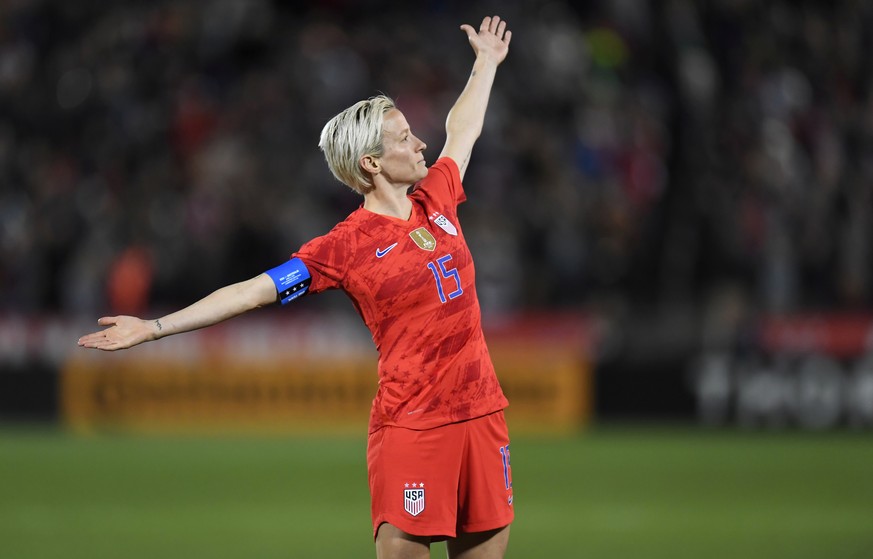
left=403, top=483, right=425, bottom=517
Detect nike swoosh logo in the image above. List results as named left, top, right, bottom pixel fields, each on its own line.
left=376, top=243, right=398, bottom=258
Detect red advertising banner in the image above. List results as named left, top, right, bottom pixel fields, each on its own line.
left=691, top=313, right=873, bottom=429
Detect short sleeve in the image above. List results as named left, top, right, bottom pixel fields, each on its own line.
left=413, top=157, right=466, bottom=208
left=292, top=226, right=352, bottom=294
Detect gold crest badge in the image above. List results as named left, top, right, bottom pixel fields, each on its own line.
left=409, top=227, right=436, bottom=251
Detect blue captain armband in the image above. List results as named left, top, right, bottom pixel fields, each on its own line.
left=265, top=257, right=312, bottom=305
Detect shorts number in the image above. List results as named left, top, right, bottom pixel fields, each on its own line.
left=499, top=444, right=512, bottom=490
left=427, top=254, right=463, bottom=304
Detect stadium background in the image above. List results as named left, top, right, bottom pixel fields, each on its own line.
left=1, top=0, right=872, bottom=557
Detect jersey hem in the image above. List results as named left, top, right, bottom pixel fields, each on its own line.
left=368, top=404, right=509, bottom=434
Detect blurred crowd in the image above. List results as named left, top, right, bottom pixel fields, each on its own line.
left=1, top=0, right=871, bottom=319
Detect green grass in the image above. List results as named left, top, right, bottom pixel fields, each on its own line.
left=1, top=426, right=872, bottom=558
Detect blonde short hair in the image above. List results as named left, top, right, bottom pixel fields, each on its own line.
left=318, top=95, right=396, bottom=195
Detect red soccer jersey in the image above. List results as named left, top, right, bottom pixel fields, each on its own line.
left=293, top=157, right=508, bottom=433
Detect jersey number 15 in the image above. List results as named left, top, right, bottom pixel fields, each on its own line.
left=427, top=254, right=463, bottom=304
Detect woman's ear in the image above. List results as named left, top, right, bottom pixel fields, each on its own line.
left=360, top=154, right=380, bottom=175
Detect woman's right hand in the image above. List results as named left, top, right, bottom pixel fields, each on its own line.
left=77, top=315, right=158, bottom=351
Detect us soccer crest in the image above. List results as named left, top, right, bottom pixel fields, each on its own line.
left=403, top=483, right=425, bottom=517
left=409, top=227, right=436, bottom=251
left=429, top=212, right=458, bottom=236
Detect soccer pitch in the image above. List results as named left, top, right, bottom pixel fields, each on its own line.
left=1, top=426, right=872, bottom=558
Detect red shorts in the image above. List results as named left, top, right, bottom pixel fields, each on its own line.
left=367, top=410, right=514, bottom=539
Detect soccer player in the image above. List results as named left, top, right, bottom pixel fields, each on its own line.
left=78, top=15, right=513, bottom=559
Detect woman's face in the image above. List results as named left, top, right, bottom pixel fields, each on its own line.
left=375, top=109, right=428, bottom=187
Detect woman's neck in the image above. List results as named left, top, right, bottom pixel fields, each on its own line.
left=363, top=186, right=413, bottom=220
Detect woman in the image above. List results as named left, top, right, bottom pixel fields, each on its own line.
left=80, top=15, right=513, bottom=559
